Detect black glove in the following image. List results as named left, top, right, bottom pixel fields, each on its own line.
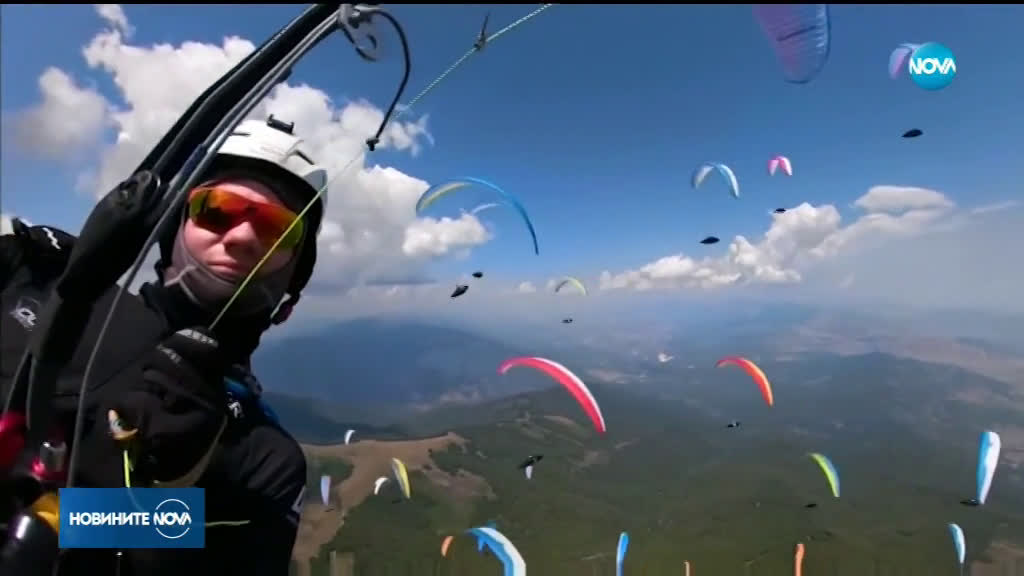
left=110, top=327, right=229, bottom=486
left=10, top=218, right=76, bottom=281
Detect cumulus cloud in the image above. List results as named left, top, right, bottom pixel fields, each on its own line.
left=10, top=5, right=493, bottom=293
left=517, top=281, right=537, bottom=293
left=853, top=185, right=954, bottom=213
left=13, top=68, right=109, bottom=158
left=600, top=185, right=957, bottom=292
left=95, top=4, right=134, bottom=37
left=402, top=214, right=490, bottom=258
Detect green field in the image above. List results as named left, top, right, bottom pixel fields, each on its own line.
left=294, top=353, right=1024, bottom=575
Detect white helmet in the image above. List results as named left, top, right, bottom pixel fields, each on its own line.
left=215, top=115, right=328, bottom=227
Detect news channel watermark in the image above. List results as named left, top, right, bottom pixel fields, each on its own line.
left=59, top=487, right=205, bottom=548
left=908, top=42, right=957, bottom=91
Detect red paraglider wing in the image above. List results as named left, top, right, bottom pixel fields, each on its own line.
left=715, top=356, right=774, bottom=406
left=499, top=357, right=606, bottom=433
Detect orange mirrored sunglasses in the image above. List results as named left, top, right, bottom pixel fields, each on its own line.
left=187, top=187, right=304, bottom=251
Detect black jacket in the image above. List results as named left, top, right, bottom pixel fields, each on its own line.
left=0, top=226, right=307, bottom=576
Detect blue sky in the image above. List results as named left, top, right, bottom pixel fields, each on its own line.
left=2, top=4, right=1022, bottom=322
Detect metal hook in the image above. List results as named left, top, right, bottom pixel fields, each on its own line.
left=338, top=5, right=412, bottom=153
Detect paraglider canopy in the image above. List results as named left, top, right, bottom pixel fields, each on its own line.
left=753, top=5, right=832, bottom=84
left=700, top=236, right=720, bottom=245
left=902, top=128, right=923, bottom=138
left=499, top=357, right=606, bottom=434
left=451, top=284, right=469, bottom=298
left=889, top=43, right=922, bottom=79
left=472, top=271, right=483, bottom=278
left=517, top=454, right=544, bottom=469
left=692, top=162, right=740, bottom=199
left=774, top=208, right=787, bottom=214
left=562, top=317, right=574, bottom=324
left=768, top=155, right=793, bottom=176
left=726, top=420, right=741, bottom=428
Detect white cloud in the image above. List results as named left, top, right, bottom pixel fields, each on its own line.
left=13, top=68, right=109, bottom=159
left=94, top=4, right=134, bottom=37
left=517, top=281, right=537, bottom=293
left=402, top=213, right=491, bottom=258
left=9, top=5, right=493, bottom=294
left=853, top=185, right=954, bottom=213
left=600, top=185, right=957, bottom=292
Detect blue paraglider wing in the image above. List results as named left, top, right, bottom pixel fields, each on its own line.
left=616, top=531, right=629, bottom=576
left=466, top=526, right=526, bottom=576
left=414, top=176, right=540, bottom=255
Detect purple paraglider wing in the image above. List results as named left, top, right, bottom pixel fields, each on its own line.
left=754, top=4, right=831, bottom=84
left=888, top=43, right=922, bottom=79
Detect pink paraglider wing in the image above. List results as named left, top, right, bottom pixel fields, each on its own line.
left=779, top=156, right=793, bottom=176
left=499, top=357, right=606, bottom=433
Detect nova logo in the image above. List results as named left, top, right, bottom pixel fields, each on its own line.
left=153, top=498, right=193, bottom=540
left=59, top=487, right=205, bottom=548
left=908, top=42, right=956, bottom=91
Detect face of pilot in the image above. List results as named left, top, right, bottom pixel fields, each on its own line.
left=182, top=178, right=296, bottom=282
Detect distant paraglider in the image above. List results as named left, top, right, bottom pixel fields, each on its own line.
left=472, top=271, right=484, bottom=279
left=768, top=155, right=793, bottom=176
left=519, top=454, right=544, bottom=480
left=948, top=523, right=966, bottom=574
left=451, top=284, right=469, bottom=298
left=616, top=532, right=629, bottom=576
left=441, top=535, right=454, bottom=557
left=972, top=430, right=1001, bottom=506
left=344, top=429, right=355, bottom=445
left=391, top=458, right=411, bottom=500
left=726, top=420, right=741, bottom=429
left=562, top=317, right=574, bottom=324
left=467, top=526, right=526, bottom=576
left=753, top=5, right=832, bottom=84
left=700, top=236, right=720, bottom=245
left=902, top=128, right=923, bottom=138
left=416, top=176, right=540, bottom=255
left=692, top=162, right=740, bottom=199
left=774, top=208, right=787, bottom=214
left=715, top=356, right=774, bottom=406
left=320, top=475, right=331, bottom=508
left=373, top=476, right=389, bottom=496
left=808, top=453, right=840, bottom=498
left=499, top=357, right=607, bottom=433
left=554, top=276, right=587, bottom=296
left=888, top=43, right=922, bottom=79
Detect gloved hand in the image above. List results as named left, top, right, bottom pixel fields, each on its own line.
left=109, top=327, right=229, bottom=487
